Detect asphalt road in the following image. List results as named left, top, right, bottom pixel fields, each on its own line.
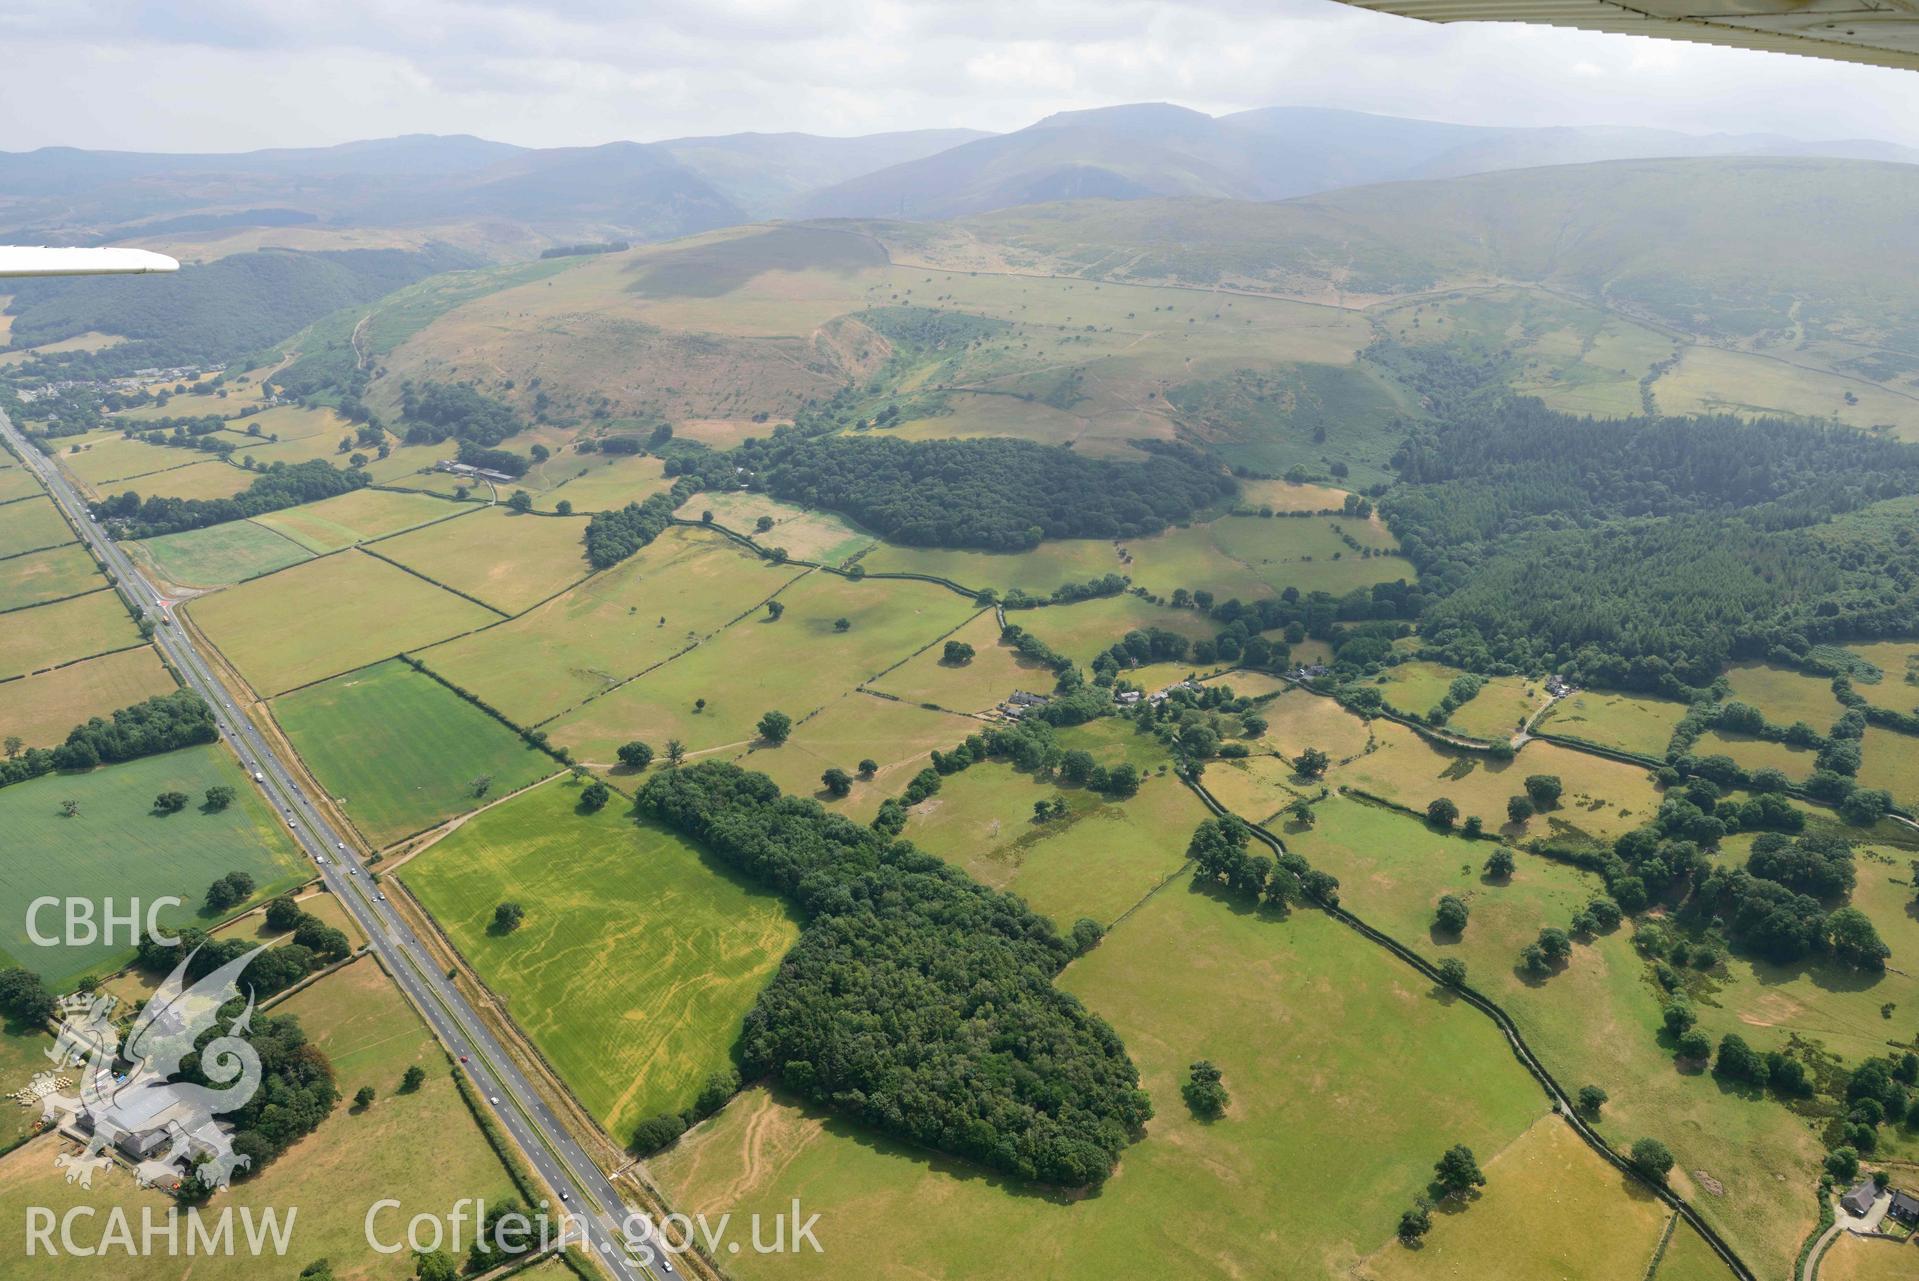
left=3, top=412, right=673, bottom=1280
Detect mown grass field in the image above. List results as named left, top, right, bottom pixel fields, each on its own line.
left=0, top=544, right=101, bottom=611
left=58, top=434, right=207, bottom=485
left=1858, top=725, right=1919, bottom=808
left=724, top=691, right=975, bottom=820
left=0, top=744, right=306, bottom=986
left=273, top=658, right=556, bottom=847
left=188, top=549, right=500, bottom=695
left=401, top=780, right=798, bottom=1141
left=420, top=525, right=797, bottom=725
left=547, top=570, right=974, bottom=763
left=1334, top=723, right=1661, bottom=848
left=372, top=507, right=591, bottom=614
left=1446, top=675, right=1550, bottom=743
left=0, top=954, right=525, bottom=1281
left=1122, top=515, right=1414, bottom=602
left=1844, top=639, right=1919, bottom=712
left=903, top=755, right=1203, bottom=928
left=1279, top=796, right=1831, bottom=1277
left=1374, top=661, right=1466, bottom=722
left=1012, top=594, right=1217, bottom=667
left=0, top=588, right=140, bottom=678
left=0, top=496, right=72, bottom=557
left=131, top=518, right=314, bottom=588
left=0, top=467, right=41, bottom=504
left=252, top=486, right=460, bottom=552
left=1723, top=662, right=1845, bottom=730
left=867, top=609, right=1050, bottom=714
left=1818, top=1233, right=1919, bottom=1281
left=1237, top=479, right=1352, bottom=513
left=856, top=538, right=1124, bottom=596
left=656, top=878, right=1551, bottom=1281
left=1353, top=1117, right=1682, bottom=1281
left=678, top=491, right=875, bottom=566
left=1536, top=689, right=1690, bottom=758
left=0, top=645, right=174, bottom=749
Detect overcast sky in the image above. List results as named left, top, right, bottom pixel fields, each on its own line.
left=5, top=0, right=1918, bottom=153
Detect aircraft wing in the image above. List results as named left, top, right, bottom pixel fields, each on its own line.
left=1331, top=0, right=1919, bottom=72
left=0, top=247, right=180, bottom=278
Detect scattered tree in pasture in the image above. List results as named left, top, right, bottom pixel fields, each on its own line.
left=1523, top=774, right=1563, bottom=808
left=617, top=741, right=655, bottom=770
left=1576, top=1085, right=1608, bottom=1118
left=757, top=710, right=792, bottom=745
left=153, top=790, right=190, bottom=814
left=1293, top=747, right=1330, bottom=779
left=1484, top=847, right=1515, bottom=880
left=1182, top=1060, right=1228, bottom=1118
left=401, top=1065, right=427, bottom=1093
left=1426, top=797, right=1459, bottom=829
left=821, top=768, right=853, bottom=798
left=1433, top=894, right=1469, bottom=936
left=354, top=1086, right=375, bottom=1109
left=1631, top=1137, right=1675, bottom=1182
left=578, top=780, right=610, bottom=812
left=1507, top=795, right=1534, bottom=824
left=1432, top=1144, right=1485, bottom=1199
left=493, top=902, right=525, bottom=933
left=943, top=640, right=976, bottom=665
left=202, top=784, right=236, bottom=811
left=857, top=758, right=878, bottom=779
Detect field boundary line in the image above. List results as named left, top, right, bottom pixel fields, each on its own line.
left=1641, top=1212, right=1679, bottom=1281
left=860, top=605, right=994, bottom=690
left=1178, top=770, right=1761, bottom=1281
left=0, top=583, right=112, bottom=617
left=0, top=536, right=79, bottom=563
left=373, top=766, right=571, bottom=864
left=0, top=491, right=48, bottom=509
left=358, top=498, right=489, bottom=549
left=357, top=544, right=513, bottom=618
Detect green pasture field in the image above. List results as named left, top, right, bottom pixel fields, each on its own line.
left=0, top=496, right=73, bottom=557
left=369, top=506, right=591, bottom=614
left=0, top=588, right=140, bottom=679
left=855, top=538, right=1124, bottom=596
left=1654, top=343, right=1919, bottom=440
left=0, top=1026, right=55, bottom=1145
left=1354, top=1117, right=1680, bottom=1281
left=677, top=491, right=875, bottom=566
left=188, top=548, right=499, bottom=695
left=1256, top=687, right=1377, bottom=762
left=401, top=779, right=798, bottom=1141
left=541, top=452, right=673, bottom=510
left=867, top=608, right=1050, bottom=714
left=1013, top=594, right=1217, bottom=667
left=903, top=756, right=1205, bottom=928
left=724, top=691, right=976, bottom=820
left=1201, top=668, right=1294, bottom=701
left=1857, top=725, right=1919, bottom=807
left=1280, top=796, right=1830, bottom=1276
left=0, top=467, right=41, bottom=504
left=0, top=544, right=102, bottom=611
left=1333, top=722, right=1662, bottom=848
left=1446, top=674, right=1551, bottom=742
left=225, top=431, right=355, bottom=467
left=1535, top=689, right=1691, bottom=758
left=1374, top=660, right=1467, bottom=722
left=0, top=744, right=305, bottom=986
left=1843, top=639, right=1919, bottom=711
left=225, top=403, right=350, bottom=442
left=130, top=519, right=313, bottom=588
left=273, top=658, right=556, bottom=847
left=0, top=645, right=174, bottom=750
left=1123, top=515, right=1415, bottom=601
left=1723, top=661, right=1846, bottom=730
left=656, top=877, right=1550, bottom=1281
left=252, top=485, right=461, bottom=552
left=546, top=570, right=974, bottom=764
left=1651, top=1227, right=1746, bottom=1281
left=0, top=954, right=525, bottom=1281
left=358, top=438, right=458, bottom=488
left=1171, top=359, right=1415, bottom=486
left=420, top=525, right=799, bottom=726
left=1696, top=729, right=1817, bottom=781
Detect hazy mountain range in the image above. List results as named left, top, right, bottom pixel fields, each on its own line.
left=1, top=104, right=1914, bottom=248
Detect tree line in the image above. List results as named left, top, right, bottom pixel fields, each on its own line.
left=98, top=459, right=369, bottom=539
left=0, top=689, right=217, bottom=790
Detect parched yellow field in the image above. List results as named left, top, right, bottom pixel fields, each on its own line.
left=111, top=458, right=258, bottom=502
left=1844, top=639, right=1919, bottom=711
left=1194, top=753, right=1309, bottom=827
left=1014, top=594, right=1218, bottom=666
left=1654, top=343, right=1919, bottom=440
left=0, top=496, right=73, bottom=557
left=187, top=549, right=501, bottom=695
left=1353, top=1117, right=1679, bottom=1281
left=57, top=433, right=208, bottom=485
left=546, top=570, right=975, bottom=763
left=0, top=468, right=41, bottom=504
left=371, top=506, right=592, bottom=613
left=0, top=588, right=140, bottom=678
left=676, top=491, right=875, bottom=566
left=724, top=691, right=977, bottom=820
left=868, top=608, right=1052, bottom=714
left=1335, top=723, right=1661, bottom=845
left=420, top=525, right=799, bottom=725
left=253, top=485, right=462, bottom=552
left=1723, top=662, right=1846, bottom=730
left=1255, top=688, right=1375, bottom=763
left=225, top=402, right=352, bottom=441
left=1535, top=689, right=1691, bottom=758
left=1238, top=478, right=1354, bottom=512
left=0, top=645, right=174, bottom=749
left=0, top=543, right=101, bottom=611
left=1818, top=1232, right=1919, bottom=1281
left=1446, top=675, right=1551, bottom=743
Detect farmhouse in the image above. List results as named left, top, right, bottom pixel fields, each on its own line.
left=1840, top=1176, right=1879, bottom=1217
left=1888, top=1189, right=1919, bottom=1226
left=435, top=460, right=518, bottom=484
